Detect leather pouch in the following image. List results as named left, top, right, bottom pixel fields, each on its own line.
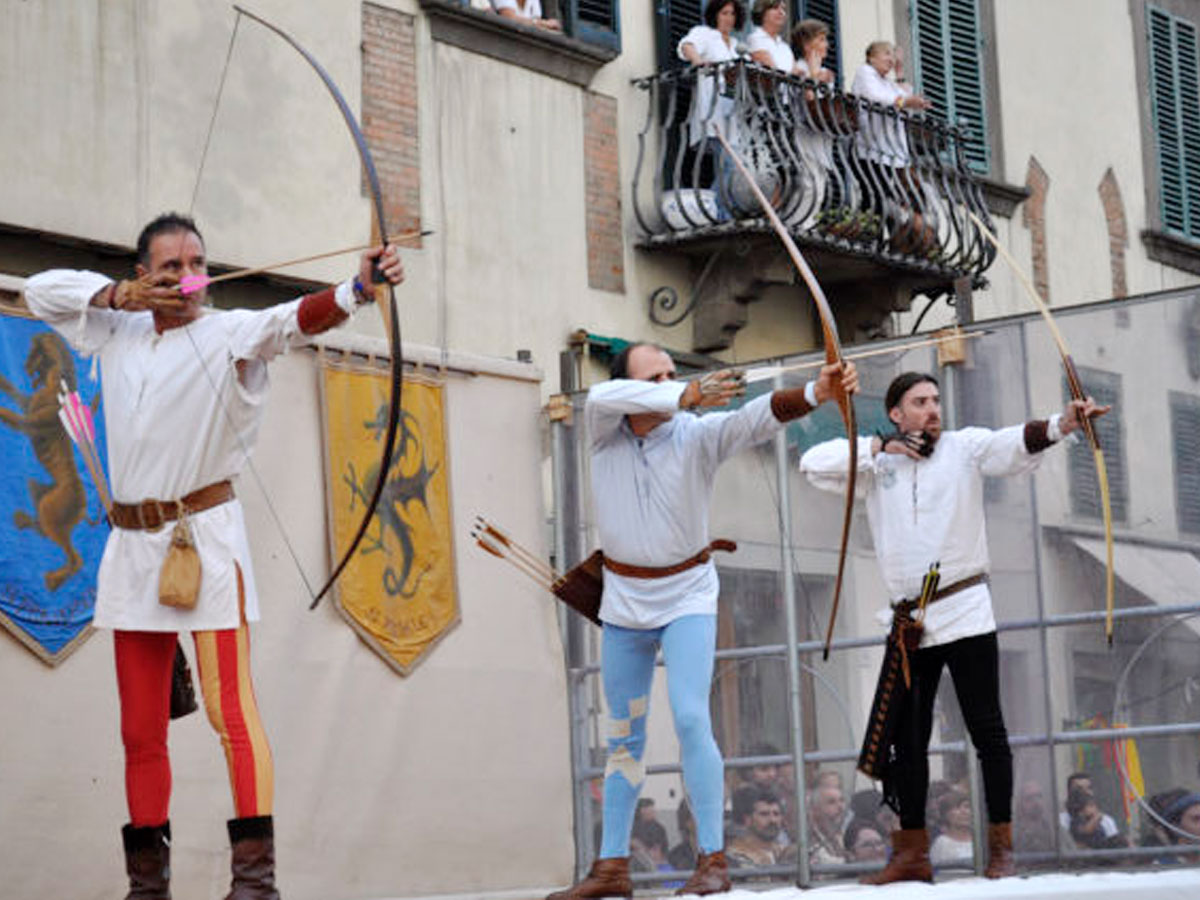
left=158, top=512, right=201, bottom=609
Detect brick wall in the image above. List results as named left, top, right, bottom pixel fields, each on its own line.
left=362, top=3, right=421, bottom=245
left=1023, top=156, right=1051, bottom=303
left=1098, top=167, right=1128, bottom=299
left=583, top=91, right=625, bottom=294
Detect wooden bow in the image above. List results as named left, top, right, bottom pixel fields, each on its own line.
left=968, top=211, right=1115, bottom=644
left=713, top=128, right=856, bottom=660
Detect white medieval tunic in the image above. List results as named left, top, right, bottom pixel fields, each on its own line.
left=586, top=379, right=784, bottom=629
left=799, top=426, right=1050, bottom=647
left=24, top=269, right=360, bottom=631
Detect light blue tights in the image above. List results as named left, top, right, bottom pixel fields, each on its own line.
left=598, top=614, right=723, bottom=859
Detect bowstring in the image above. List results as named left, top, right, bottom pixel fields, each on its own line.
left=181, top=8, right=319, bottom=602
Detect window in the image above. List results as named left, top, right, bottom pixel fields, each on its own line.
left=909, top=0, right=990, bottom=172
left=1170, top=390, right=1200, bottom=533
left=655, top=0, right=703, bottom=71
left=1064, top=368, right=1128, bottom=524
left=567, top=0, right=621, bottom=51
left=1147, top=4, right=1200, bottom=240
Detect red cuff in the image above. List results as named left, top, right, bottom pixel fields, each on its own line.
left=297, top=287, right=348, bottom=335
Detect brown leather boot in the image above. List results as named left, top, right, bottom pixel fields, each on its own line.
left=225, top=815, right=280, bottom=900
left=676, top=850, right=731, bottom=896
left=545, top=857, right=632, bottom=900
left=122, top=822, right=171, bottom=899
left=859, top=827, right=933, bottom=885
left=984, top=822, right=1015, bottom=878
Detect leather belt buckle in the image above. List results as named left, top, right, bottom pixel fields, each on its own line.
left=138, top=499, right=168, bottom=533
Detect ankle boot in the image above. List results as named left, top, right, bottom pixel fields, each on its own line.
left=226, top=815, right=281, bottom=900
left=676, top=850, right=731, bottom=896
left=859, top=827, right=933, bottom=885
left=984, top=822, right=1015, bottom=878
left=122, top=822, right=171, bottom=899
left=545, top=857, right=632, bottom=900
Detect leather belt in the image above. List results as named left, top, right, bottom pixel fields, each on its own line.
left=602, top=539, right=737, bottom=579
left=110, top=480, right=234, bottom=531
left=893, top=572, right=988, bottom=614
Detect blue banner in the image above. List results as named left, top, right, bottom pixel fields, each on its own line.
left=0, top=312, right=108, bottom=664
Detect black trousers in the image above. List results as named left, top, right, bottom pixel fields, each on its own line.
left=895, top=631, right=1013, bottom=828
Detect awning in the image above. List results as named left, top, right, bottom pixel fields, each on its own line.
left=1071, top=537, right=1200, bottom=635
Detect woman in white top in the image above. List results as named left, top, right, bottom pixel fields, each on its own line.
left=851, top=41, right=930, bottom=166
left=746, top=0, right=794, bottom=73
left=675, top=0, right=745, bottom=200
left=781, top=18, right=837, bottom=227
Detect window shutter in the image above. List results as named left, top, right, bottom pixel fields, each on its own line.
left=910, top=0, right=990, bottom=172
left=571, top=0, right=621, bottom=50
left=1147, top=5, right=1200, bottom=239
left=655, top=0, right=703, bottom=71
left=1171, top=392, right=1200, bottom=533
left=1065, top=370, right=1127, bottom=524
left=798, top=0, right=842, bottom=87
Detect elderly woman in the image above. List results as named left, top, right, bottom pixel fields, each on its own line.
left=675, top=0, right=745, bottom=198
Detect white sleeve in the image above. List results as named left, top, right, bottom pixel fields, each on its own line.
left=678, top=25, right=709, bottom=60
left=961, top=425, right=1044, bottom=477
left=692, top=393, right=782, bottom=466
left=745, top=29, right=770, bottom=55
left=585, top=380, right=688, bottom=447
left=226, top=280, right=358, bottom=363
left=22, top=269, right=121, bottom=356
left=852, top=65, right=895, bottom=105
left=799, top=436, right=877, bottom=494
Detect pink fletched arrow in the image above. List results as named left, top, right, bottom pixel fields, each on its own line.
left=57, top=380, right=112, bottom=516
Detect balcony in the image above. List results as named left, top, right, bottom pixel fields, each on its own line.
left=631, top=61, right=998, bottom=349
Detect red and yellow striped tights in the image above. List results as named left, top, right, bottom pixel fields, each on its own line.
left=115, top=594, right=273, bottom=826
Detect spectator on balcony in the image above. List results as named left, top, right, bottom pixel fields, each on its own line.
left=850, top=41, right=935, bottom=253
left=747, top=0, right=795, bottom=73
left=785, top=17, right=837, bottom=228
left=490, top=0, right=562, bottom=31
left=676, top=0, right=745, bottom=193
left=791, top=18, right=835, bottom=83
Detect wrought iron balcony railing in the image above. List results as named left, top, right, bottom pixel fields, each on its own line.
left=632, top=60, right=996, bottom=280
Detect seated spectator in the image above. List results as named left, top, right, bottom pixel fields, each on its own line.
left=844, top=817, right=889, bottom=863
left=929, top=789, right=974, bottom=866
left=1014, top=779, right=1055, bottom=854
left=808, top=774, right=848, bottom=865
left=1143, top=788, right=1189, bottom=850
left=631, top=817, right=675, bottom=878
left=727, top=786, right=787, bottom=867
left=1066, top=786, right=1129, bottom=851
left=490, top=0, right=562, bottom=31
left=1058, top=773, right=1120, bottom=841
left=669, top=798, right=698, bottom=872
left=746, top=0, right=795, bottom=73
left=925, top=779, right=953, bottom=842
left=1163, top=791, right=1200, bottom=844
left=740, top=742, right=783, bottom=793
left=636, top=797, right=659, bottom=827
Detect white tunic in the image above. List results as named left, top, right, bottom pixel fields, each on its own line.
left=24, top=268, right=359, bottom=631
left=490, top=0, right=543, bottom=20
left=586, top=380, right=783, bottom=629
left=799, top=427, right=1047, bottom=647
left=746, top=26, right=795, bottom=73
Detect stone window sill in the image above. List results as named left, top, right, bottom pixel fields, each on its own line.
left=1142, top=229, right=1200, bottom=276
left=979, top=177, right=1031, bottom=219
left=419, top=0, right=617, bottom=87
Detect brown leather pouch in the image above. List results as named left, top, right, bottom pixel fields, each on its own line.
left=158, top=512, right=201, bottom=609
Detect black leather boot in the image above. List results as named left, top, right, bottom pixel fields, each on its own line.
left=122, top=821, right=171, bottom=899
left=226, top=815, right=281, bottom=900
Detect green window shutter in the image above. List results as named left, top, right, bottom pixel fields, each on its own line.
left=910, top=0, right=990, bottom=173
left=655, top=0, right=703, bottom=70
left=570, top=0, right=621, bottom=51
left=798, top=0, right=842, bottom=87
left=1147, top=5, right=1200, bottom=239
left=1170, top=392, right=1200, bottom=533
left=1064, top=369, right=1128, bottom=524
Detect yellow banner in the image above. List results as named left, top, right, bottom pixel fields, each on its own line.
left=320, top=359, right=458, bottom=674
